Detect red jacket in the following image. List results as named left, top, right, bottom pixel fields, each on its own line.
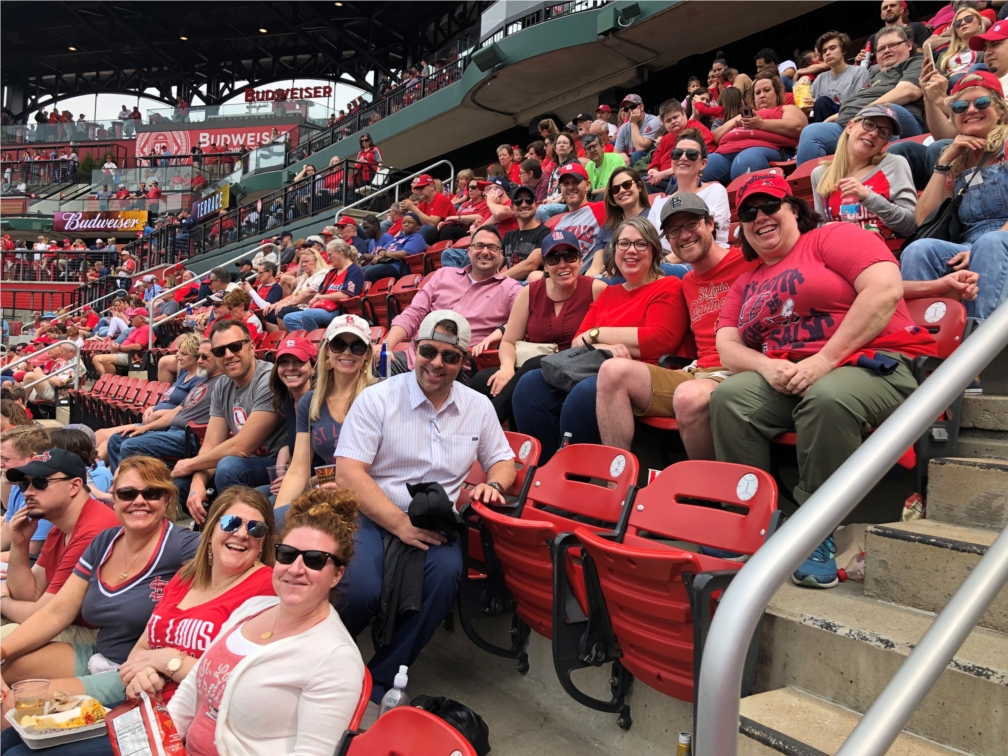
left=648, top=121, right=717, bottom=172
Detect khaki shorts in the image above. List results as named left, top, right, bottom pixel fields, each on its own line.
left=1, top=620, right=99, bottom=645
left=635, top=363, right=730, bottom=418
left=113, top=352, right=130, bottom=367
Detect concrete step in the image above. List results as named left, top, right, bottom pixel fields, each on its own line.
left=955, top=429, right=1008, bottom=460
left=864, top=520, right=1007, bottom=634
left=755, top=581, right=1008, bottom=755
left=962, top=395, right=1008, bottom=432
left=926, top=458, right=1008, bottom=531
left=738, top=687, right=963, bottom=755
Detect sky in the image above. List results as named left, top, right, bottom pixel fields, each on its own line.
left=51, top=78, right=367, bottom=122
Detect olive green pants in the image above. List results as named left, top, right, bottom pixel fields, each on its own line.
left=709, top=355, right=918, bottom=504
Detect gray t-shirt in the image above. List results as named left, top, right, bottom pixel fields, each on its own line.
left=614, top=114, right=663, bottom=154
left=209, top=361, right=285, bottom=457
left=837, top=56, right=923, bottom=127
left=171, top=373, right=223, bottom=429
left=811, top=65, right=870, bottom=107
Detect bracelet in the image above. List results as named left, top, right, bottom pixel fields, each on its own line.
left=934, top=162, right=953, bottom=175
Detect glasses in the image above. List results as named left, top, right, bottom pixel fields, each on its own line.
left=615, top=238, right=651, bottom=252
left=671, top=148, right=702, bottom=161
left=738, top=198, right=783, bottom=222
left=416, top=343, right=465, bottom=364
left=15, top=475, right=72, bottom=493
left=544, top=249, right=581, bottom=265
left=220, top=515, right=268, bottom=539
left=953, top=16, right=976, bottom=28
left=665, top=218, right=704, bottom=238
left=609, top=179, right=636, bottom=196
left=197, top=352, right=212, bottom=362
left=857, top=117, right=893, bottom=140
left=360, top=138, right=371, bottom=143
left=275, top=543, right=343, bottom=570
left=328, top=337, right=369, bottom=356
left=210, top=339, right=250, bottom=358
left=113, top=486, right=168, bottom=502
left=951, top=96, right=993, bottom=115
left=468, top=184, right=479, bottom=190
left=513, top=197, right=536, bottom=206
left=875, top=41, right=908, bottom=53
left=470, top=242, right=502, bottom=253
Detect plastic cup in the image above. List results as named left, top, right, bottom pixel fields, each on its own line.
left=267, top=464, right=288, bottom=483
left=12, top=679, right=49, bottom=722
left=315, top=464, right=337, bottom=486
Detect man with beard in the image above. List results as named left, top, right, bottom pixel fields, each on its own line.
left=106, top=340, right=223, bottom=470
left=1, top=449, right=118, bottom=635
left=595, top=193, right=754, bottom=459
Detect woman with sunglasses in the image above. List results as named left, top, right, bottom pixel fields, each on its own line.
left=437, top=178, right=490, bottom=242
left=513, top=217, right=692, bottom=462
left=937, top=8, right=984, bottom=76
left=703, top=71, right=808, bottom=185
left=812, top=104, right=917, bottom=246
left=901, top=72, right=1008, bottom=320
left=585, top=168, right=651, bottom=277
left=471, top=232, right=606, bottom=425
left=352, top=132, right=383, bottom=192
left=648, top=129, right=731, bottom=256
left=274, top=316, right=374, bottom=516
left=262, top=247, right=332, bottom=330
left=711, top=174, right=935, bottom=589
left=167, top=488, right=365, bottom=756
left=537, top=132, right=582, bottom=222
left=264, top=336, right=318, bottom=500
left=0, top=457, right=200, bottom=715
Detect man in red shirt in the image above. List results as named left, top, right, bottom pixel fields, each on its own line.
left=400, top=174, right=455, bottom=244
left=92, top=308, right=151, bottom=375
left=1, top=449, right=119, bottom=639
left=147, top=180, right=163, bottom=215
left=596, top=193, right=753, bottom=458
left=645, top=99, right=716, bottom=193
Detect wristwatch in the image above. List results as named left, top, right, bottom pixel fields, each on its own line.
left=165, top=654, right=184, bottom=681
left=486, top=481, right=505, bottom=495
left=588, top=327, right=601, bottom=345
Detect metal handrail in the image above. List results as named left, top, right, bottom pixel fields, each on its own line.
left=694, top=300, right=1008, bottom=755
left=3, top=340, right=81, bottom=392
left=62, top=287, right=131, bottom=321
left=146, top=243, right=275, bottom=351
left=151, top=297, right=210, bottom=330
left=334, top=160, right=454, bottom=221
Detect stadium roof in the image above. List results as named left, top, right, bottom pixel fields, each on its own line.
left=1, top=1, right=488, bottom=113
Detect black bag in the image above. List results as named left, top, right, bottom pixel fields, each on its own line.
left=900, top=151, right=992, bottom=252
left=411, top=695, right=491, bottom=755
left=540, top=343, right=611, bottom=393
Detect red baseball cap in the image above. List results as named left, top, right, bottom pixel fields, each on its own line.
left=274, top=336, right=318, bottom=363
left=334, top=216, right=358, bottom=227
left=970, top=19, right=1008, bottom=50
left=413, top=174, right=435, bottom=188
left=557, top=162, right=589, bottom=182
left=949, top=70, right=1005, bottom=97
left=735, top=171, right=793, bottom=206
left=596, top=104, right=612, bottom=114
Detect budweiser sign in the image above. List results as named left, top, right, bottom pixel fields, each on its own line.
left=54, top=210, right=149, bottom=232
left=244, top=85, right=333, bottom=102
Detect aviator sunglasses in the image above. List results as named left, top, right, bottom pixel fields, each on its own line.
left=220, top=515, right=268, bottom=539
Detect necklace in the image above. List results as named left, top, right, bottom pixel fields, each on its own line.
left=120, top=533, right=156, bottom=580
left=261, top=609, right=280, bottom=640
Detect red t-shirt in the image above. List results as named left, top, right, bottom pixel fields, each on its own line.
left=418, top=193, right=455, bottom=223
left=648, top=121, right=717, bottom=172
left=204, top=313, right=232, bottom=338
left=82, top=311, right=100, bottom=330
left=457, top=199, right=489, bottom=224
left=37, top=497, right=120, bottom=595
left=681, top=248, right=757, bottom=368
left=507, top=162, right=521, bottom=184
left=388, top=218, right=403, bottom=235
left=718, top=224, right=936, bottom=360
left=148, top=186, right=162, bottom=200
left=123, top=324, right=151, bottom=350
left=822, top=171, right=902, bottom=241
left=493, top=197, right=519, bottom=235
left=578, top=276, right=692, bottom=364
left=145, top=566, right=275, bottom=702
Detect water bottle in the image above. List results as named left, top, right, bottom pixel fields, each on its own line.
left=839, top=195, right=860, bottom=225
left=183, top=303, right=195, bottom=329
left=676, top=732, right=692, bottom=756
left=559, top=431, right=573, bottom=449
left=860, top=40, right=872, bottom=69
left=378, top=666, right=409, bottom=717
left=378, top=341, right=388, bottom=379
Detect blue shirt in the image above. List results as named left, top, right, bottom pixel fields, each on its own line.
left=88, top=462, right=112, bottom=493
left=3, top=487, right=53, bottom=542
left=368, top=234, right=396, bottom=254
left=153, top=370, right=203, bottom=412
left=296, top=390, right=339, bottom=471
left=142, top=284, right=164, bottom=302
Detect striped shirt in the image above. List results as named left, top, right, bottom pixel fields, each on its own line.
left=336, top=373, right=514, bottom=511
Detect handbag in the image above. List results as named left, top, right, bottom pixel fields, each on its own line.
left=900, top=151, right=992, bottom=251
left=515, top=340, right=558, bottom=367
left=540, top=342, right=611, bottom=393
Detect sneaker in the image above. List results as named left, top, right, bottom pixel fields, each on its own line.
left=792, top=535, right=838, bottom=588
left=698, top=545, right=749, bottom=562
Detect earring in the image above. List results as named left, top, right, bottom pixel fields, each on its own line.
left=207, top=544, right=213, bottom=566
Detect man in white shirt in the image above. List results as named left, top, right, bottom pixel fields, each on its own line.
left=335, top=310, right=515, bottom=700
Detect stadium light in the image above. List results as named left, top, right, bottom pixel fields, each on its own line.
left=259, top=28, right=268, bottom=34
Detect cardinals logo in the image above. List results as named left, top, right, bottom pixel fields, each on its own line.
left=233, top=406, right=248, bottom=429
left=30, top=451, right=51, bottom=463
left=764, top=298, right=801, bottom=327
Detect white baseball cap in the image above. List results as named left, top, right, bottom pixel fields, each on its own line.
left=323, top=314, right=371, bottom=346
left=416, top=310, right=472, bottom=351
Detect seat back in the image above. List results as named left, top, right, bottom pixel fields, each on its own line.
left=524, top=443, right=638, bottom=524
left=728, top=168, right=785, bottom=220
left=905, top=297, right=967, bottom=360
left=305, top=329, right=327, bottom=348
left=369, top=326, right=386, bottom=344
left=339, top=705, right=477, bottom=756
left=349, top=668, right=372, bottom=731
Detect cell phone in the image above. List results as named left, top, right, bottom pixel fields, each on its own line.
left=741, top=104, right=754, bottom=119
left=925, top=42, right=935, bottom=69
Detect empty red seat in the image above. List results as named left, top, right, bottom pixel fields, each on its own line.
left=385, top=274, right=424, bottom=324
left=336, top=705, right=477, bottom=756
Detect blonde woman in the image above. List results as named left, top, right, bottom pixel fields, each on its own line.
left=273, top=315, right=375, bottom=522
left=283, top=239, right=365, bottom=332
left=261, top=247, right=331, bottom=331
left=938, top=7, right=984, bottom=76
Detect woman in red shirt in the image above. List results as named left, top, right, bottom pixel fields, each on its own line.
left=352, top=133, right=383, bottom=190
left=513, top=217, right=692, bottom=461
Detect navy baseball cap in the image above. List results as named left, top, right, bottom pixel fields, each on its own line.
left=6, top=449, right=87, bottom=485
left=541, top=229, right=582, bottom=257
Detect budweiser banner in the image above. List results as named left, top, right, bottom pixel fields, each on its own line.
left=244, top=85, right=333, bottom=102
left=135, top=124, right=299, bottom=159
left=54, top=210, right=149, bottom=233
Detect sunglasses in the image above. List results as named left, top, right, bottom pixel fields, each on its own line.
left=16, top=475, right=72, bottom=493
left=210, top=338, right=250, bottom=358
left=220, top=514, right=268, bottom=539
left=671, top=148, right=702, bottom=161
left=328, top=337, right=369, bottom=356
left=513, top=197, right=536, bottom=206
left=113, top=486, right=168, bottom=502
left=275, top=543, right=343, bottom=570
left=609, top=179, right=636, bottom=196
left=858, top=117, right=893, bottom=140
left=417, top=343, right=464, bottom=364
left=950, top=96, right=993, bottom=115
left=468, top=184, right=479, bottom=190
left=544, top=249, right=581, bottom=265
left=738, top=198, right=783, bottom=223
left=953, top=16, right=976, bottom=28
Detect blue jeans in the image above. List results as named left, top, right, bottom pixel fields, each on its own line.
left=283, top=307, right=338, bottom=332
left=108, top=426, right=188, bottom=471
left=115, top=327, right=133, bottom=345
left=796, top=104, right=923, bottom=165
left=535, top=203, right=568, bottom=223
left=885, top=138, right=952, bottom=190
left=701, top=147, right=787, bottom=184
left=1, top=730, right=113, bottom=756
left=175, top=455, right=276, bottom=517
left=364, top=263, right=403, bottom=282
left=336, top=513, right=462, bottom=702
left=440, top=247, right=470, bottom=268
left=811, top=95, right=840, bottom=123
left=512, top=370, right=601, bottom=463
left=901, top=231, right=1008, bottom=319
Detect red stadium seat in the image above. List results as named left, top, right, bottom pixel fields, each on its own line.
left=385, top=274, right=424, bottom=324
left=336, top=705, right=477, bottom=756
left=906, top=297, right=968, bottom=359
left=349, top=668, right=371, bottom=732
left=786, top=156, right=831, bottom=208
left=471, top=349, right=499, bottom=371
left=369, top=326, right=386, bottom=344
left=255, top=331, right=285, bottom=361
left=305, top=329, right=326, bottom=349
left=337, top=280, right=373, bottom=322
left=362, top=277, right=396, bottom=328
left=727, top=168, right=784, bottom=221
left=554, top=461, right=779, bottom=724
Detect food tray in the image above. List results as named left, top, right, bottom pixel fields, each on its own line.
left=5, top=695, right=108, bottom=750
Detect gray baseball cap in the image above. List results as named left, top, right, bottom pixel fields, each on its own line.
left=854, top=103, right=902, bottom=136
left=416, top=310, right=472, bottom=351
left=659, top=193, right=711, bottom=229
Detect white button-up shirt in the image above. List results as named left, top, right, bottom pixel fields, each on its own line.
left=336, top=373, right=514, bottom=511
